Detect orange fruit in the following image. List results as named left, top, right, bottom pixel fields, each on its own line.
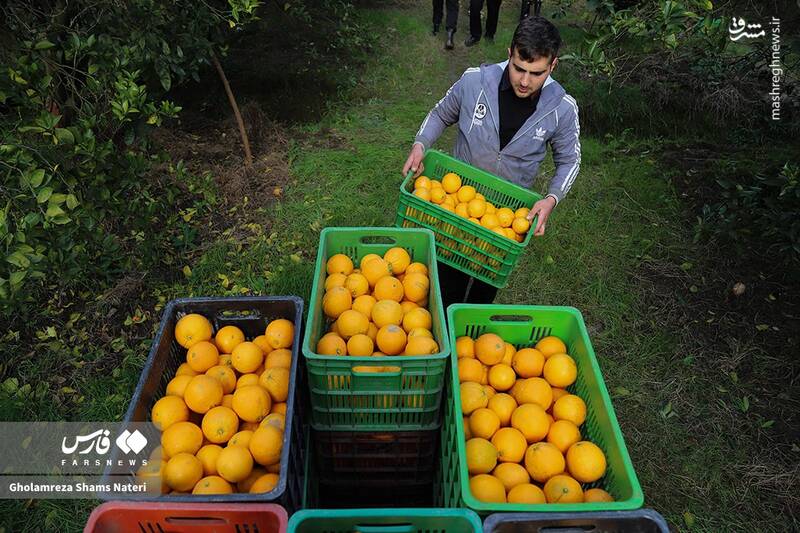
left=535, top=336, right=567, bottom=358
left=230, top=342, right=263, bottom=374
left=249, top=426, right=283, bottom=466
left=317, top=333, right=347, bottom=356
left=399, top=300, right=418, bottom=314
left=240, top=421, right=260, bottom=432
left=551, top=387, right=569, bottom=403
left=366, top=323, right=379, bottom=342
left=480, top=213, right=500, bottom=229
left=525, top=442, right=566, bottom=483
left=345, top=273, right=370, bottom=298
left=221, top=394, right=234, bottom=409
left=514, top=207, right=530, bottom=219
left=184, top=375, right=224, bottom=414
left=374, top=276, right=404, bottom=302
left=252, top=335, right=272, bottom=355
left=455, top=203, right=470, bottom=218
left=404, top=336, right=439, bottom=356
left=513, top=377, right=553, bottom=410
left=360, top=254, right=382, bottom=269
left=152, top=396, right=190, bottom=431
left=442, top=172, right=462, bottom=193
left=175, top=363, right=198, bottom=377
left=192, top=475, right=233, bottom=495
left=552, top=394, right=587, bottom=426
left=402, top=307, right=432, bottom=332
left=228, top=430, right=254, bottom=448
left=467, top=198, right=487, bottom=218
left=265, top=349, right=292, bottom=369
left=347, top=334, right=374, bottom=356
left=492, top=462, right=530, bottom=492
left=487, top=393, right=517, bottom=426
left=164, top=453, right=203, bottom=491
left=413, top=188, right=431, bottom=201
left=414, top=176, right=431, bottom=189
left=458, top=358, right=484, bottom=383
left=337, top=309, right=370, bottom=339
left=376, top=325, right=407, bottom=355
left=584, top=488, right=614, bottom=502
left=323, top=286, right=352, bottom=319
left=218, top=354, right=233, bottom=368
left=249, top=473, right=280, bottom=493
left=352, top=294, right=377, bottom=318
left=384, top=247, right=411, bottom=275
left=371, top=299, right=403, bottom=328
left=469, top=474, right=506, bottom=503
left=512, top=348, right=545, bottom=378
left=511, top=403, right=550, bottom=443
left=488, top=364, right=515, bottom=391
left=508, top=483, right=547, bottom=504
left=544, top=474, right=584, bottom=503
left=196, top=444, right=223, bottom=476
left=216, top=444, right=254, bottom=483
left=362, top=257, right=392, bottom=287
left=512, top=217, right=530, bottom=234
left=215, top=326, right=245, bottom=354
left=406, top=262, right=428, bottom=275
left=166, top=375, right=193, bottom=398
left=547, top=420, right=582, bottom=454
left=496, top=207, right=515, bottom=228
left=237, top=467, right=267, bottom=492
left=265, top=318, right=294, bottom=349
left=324, top=273, right=347, bottom=291
left=326, top=254, right=354, bottom=276
left=456, top=336, right=475, bottom=359
left=186, top=341, right=219, bottom=373
left=232, top=385, right=271, bottom=422
left=161, top=421, right=203, bottom=457
left=491, top=427, right=527, bottom=463
left=175, top=314, right=213, bottom=349
left=401, top=273, right=429, bottom=302
left=566, top=441, right=606, bottom=483
left=206, top=365, right=236, bottom=394
left=466, top=437, right=498, bottom=474
left=543, top=353, right=578, bottom=388
left=430, top=188, right=447, bottom=204
left=460, top=381, right=489, bottom=415
left=260, top=412, right=285, bottom=432
left=484, top=385, right=496, bottom=398
left=475, top=334, right=505, bottom=365
left=469, top=408, right=501, bottom=440
left=201, top=406, right=239, bottom=444
left=457, top=185, right=477, bottom=203
left=501, top=343, right=516, bottom=365
left=271, top=403, right=287, bottom=415
left=408, top=327, right=433, bottom=339
left=260, top=367, right=290, bottom=403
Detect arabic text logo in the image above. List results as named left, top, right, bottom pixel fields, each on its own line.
left=61, top=429, right=112, bottom=455
left=729, top=17, right=765, bottom=41
left=115, top=430, right=148, bottom=454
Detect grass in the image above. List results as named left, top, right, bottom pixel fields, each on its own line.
left=1, top=1, right=798, bottom=532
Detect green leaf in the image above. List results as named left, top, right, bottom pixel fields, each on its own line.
left=34, top=40, right=56, bottom=50
left=683, top=511, right=695, bottom=528
left=55, top=128, right=75, bottom=145
left=49, top=193, right=67, bottom=205
left=65, top=194, right=79, bottom=210
left=29, top=168, right=45, bottom=188
left=6, top=251, right=30, bottom=268
left=46, top=204, right=65, bottom=218
left=36, top=187, right=53, bottom=203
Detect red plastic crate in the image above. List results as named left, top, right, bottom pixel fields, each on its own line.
left=84, top=501, right=287, bottom=533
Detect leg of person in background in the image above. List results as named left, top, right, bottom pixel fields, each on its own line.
left=445, top=0, right=459, bottom=49
left=484, top=0, right=502, bottom=41
left=464, top=276, right=499, bottom=304
left=437, top=262, right=472, bottom=312
left=519, top=0, right=531, bottom=21
left=432, top=0, right=444, bottom=35
left=466, top=0, right=484, bottom=47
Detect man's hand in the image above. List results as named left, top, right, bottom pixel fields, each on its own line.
left=526, top=196, right=557, bottom=237
left=402, top=143, right=425, bottom=179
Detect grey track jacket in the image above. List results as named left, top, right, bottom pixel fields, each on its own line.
left=414, top=60, right=581, bottom=204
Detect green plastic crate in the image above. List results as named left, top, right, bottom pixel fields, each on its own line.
left=302, top=227, right=450, bottom=431
left=395, top=150, right=541, bottom=289
left=289, top=509, right=482, bottom=533
left=437, top=304, right=643, bottom=513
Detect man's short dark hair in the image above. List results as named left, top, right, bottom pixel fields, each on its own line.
left=511, top=16, right=562, bottom=63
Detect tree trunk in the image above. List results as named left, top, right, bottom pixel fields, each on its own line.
left=211, top=51, right=253, bottom=169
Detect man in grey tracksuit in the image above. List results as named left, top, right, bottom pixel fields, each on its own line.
left=402, top=16, right=580, bottom=305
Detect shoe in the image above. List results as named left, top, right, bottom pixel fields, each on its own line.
left=464, top=35, right=480, bottom=47
left=432, top=24, right=440, bottom=36
left=445, top=29, right=455, bottom=50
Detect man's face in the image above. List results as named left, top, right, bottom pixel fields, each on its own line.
left=506, top=48, right=557, bottom=98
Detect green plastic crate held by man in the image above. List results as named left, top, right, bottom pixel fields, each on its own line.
left=402, top=16, right=581, bottom=307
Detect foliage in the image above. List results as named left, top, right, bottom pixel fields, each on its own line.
left=698, top=162, right=800, bottom=263
left=0, top=0, right=259, bottom=311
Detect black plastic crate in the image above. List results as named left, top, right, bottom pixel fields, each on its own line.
left=102, top=296, right=305, bottom=510
left=482, top=510, right=670, bottom=533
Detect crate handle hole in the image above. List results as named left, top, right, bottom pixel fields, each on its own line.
left=359, top=236, right=398, bottom=246
left=352, top=365, right=401, bottom=376
left=489, top=314, right=533, bottom=323
left=165, top=516, right=229, bottom=526
left=541, top=527, right=596, bottom=533
left=216, top=309, right=261, bottom=319
left=355, top=523, right=416, bottom=533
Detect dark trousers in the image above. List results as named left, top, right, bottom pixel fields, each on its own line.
left=437, top=262, right=498, bottom=312
left=433, top=0, right=459, bottom=31
left=469, top=0, right=502, bottom=39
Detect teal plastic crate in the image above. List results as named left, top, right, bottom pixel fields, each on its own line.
left=289, top=509, right=482, bottom=533
left=396, top=150, right=541, bottom=288
left=301, top=227, right=450, bottom=431
left=438, top=304, right=643, bottom=513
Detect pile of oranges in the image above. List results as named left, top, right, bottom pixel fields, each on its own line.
left=412, top=173, right=531, bottom=242
left=457, top=333, right=612, bottom=504
left=315, top=247, right=440, bottom=357
left=141, top=313, right=294, bottom=495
